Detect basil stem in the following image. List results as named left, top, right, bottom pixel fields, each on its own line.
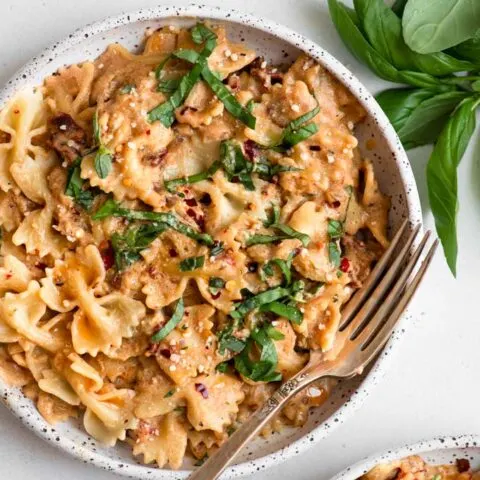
left=151, top=299, right=185, bottom=342
left=164, top=161, right=221, bottom=192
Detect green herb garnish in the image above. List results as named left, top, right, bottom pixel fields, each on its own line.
left=179, top=255, right=205, bottom=272
left=208, top=277, right=226, bottom=295
left=94, top=145, right=113, bottom=179
left=210, top=241, right=224, bottom=257
left=164, top=161, right=221, bottom=192
left=158, top=78, right=182, bottom=93
left=65, top=158, right=97, bottom=210
left=259, top=301, right=303, bottom=324
left=164, top=389, right=176, bottom=398
left=119, top=84, right=134, bottom=94
left=151, top=299, right=185, bottom=342
left=217, top=323, right=246, bottom=355
left=246, top=223, right=310, bottom=248
left=265, top=324, right=285, bottom=341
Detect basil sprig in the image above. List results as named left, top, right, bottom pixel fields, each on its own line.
left=234, top=325, right=282, bottom=383
left=92, top=111, right=113, bottom=179
left=426, top=96, right=480, bottom=275
left=65, top=158, right=97, bottom=210
left=111, top=223, right=168, bottom=270
left=151, top=299, right=185, bottom=342
left=93, top=199, right=214, bottom=246
left=179, top=255, right=205, bottom=272
left=328, top=0, right=480, bottom=275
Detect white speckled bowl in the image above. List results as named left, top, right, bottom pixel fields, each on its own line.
left=330, top=435, right=480, bottom=480
left=0, top=4, right=422, bottom=479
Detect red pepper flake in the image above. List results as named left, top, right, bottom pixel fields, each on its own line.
left=243, top=140, right=258, bottom=161
left=5, top=272, right=12, bottom=279
left=340, top=257, right=350, bottom=273
left=211, top=291, right=221, bottom=300
left=100, top=243, right=115, bottom=270
left=169, top=248, right=178, bottom=258
left=186, top=208, right=196, bottom=219
left=159, top=348, right=171, bottom=359
left=456, top=459, right=471, bottom=473
left=331, top=200, right=341, bottom=208
left=194, top=383, right=209, bottom=399
left=146, top=129, right=151, bottom=135
left=185, top=198, right=198, bottom=207
left=35, top=262, right=48, bottom=271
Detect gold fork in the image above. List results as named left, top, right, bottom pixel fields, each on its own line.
left=190, top=220, right=437, bottom=480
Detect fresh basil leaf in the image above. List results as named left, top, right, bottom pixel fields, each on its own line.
left=253, top=159, right=301, bottom=180
left=246, top=99, right=256, bottom=113
left=164, top=389, right=176, bottom=398
left=449, top=30, right=480, bottom=63
left=354, top=0, right=477, bottom=75
left=219, top=140, right=255, bottom=190
left=92, top=200, right=214, bottom=245
left=231, top=286, right=290, bottom=320
left=265, top=324, right=285, bottom=341
left=270, top=223, right=310, bottom=247
left=111, top=223, right=168, bottom=270
left=94, top=145, right=113, bottom=179
left=65, top=158, right=96, bottom=210
left=234, top=326, right=282, bottom=383
left=327, top=219, right=344, bottom=239
left=119, top=84, right=134, bottom=94
left=158, top=78, right=181, bottom=93
left=328, top=241, right=341, bottom=268
left=217, top=323, right=246, bottom=355
left=151, top=299, right=185, bottom=342
left=402, top=0, right=480, bottom=54
left=164, top=161, right=221, bottom=192
left=263, top=204, right=281, bottom=227
left=191, top=23, right=217, bottom=45
left=246, top=234, right=286, bottom=246
left=281, top=106, right=320, bottom=148
left=179, top=255, right=205, bottom=272
left=427, top=96, right=480, bottom=276
left=391, top=0, right=407, bottom=16
left=263, top=251, right=297, bottom=286
left=154, top=55, right=172, bottom=79
left=210, top=241, right=224, bottom=256
left=260, top=301, right=303, bottom=324
left=173, top=49, right=200, bottom=63
left=215, top=361, right=229, bottom=373
left=148, top=37, right=217, bottom=127
left=201, top=68, right=256, bottom=128
left=328, top=0, right=442, bottom=88
left=473, top=80, right=480, bottom=92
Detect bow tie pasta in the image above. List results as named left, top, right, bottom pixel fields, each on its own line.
left=0, top=21, right=389, bottom=469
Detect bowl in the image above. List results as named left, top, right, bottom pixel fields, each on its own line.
left=0, top=4, right=422, bottom=479
left=330, top=435, right=480, bottom=480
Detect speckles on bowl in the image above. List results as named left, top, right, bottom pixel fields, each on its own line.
left=0, top=4, right=422, bottom=480
left=330, top=436, right=480, bottom=480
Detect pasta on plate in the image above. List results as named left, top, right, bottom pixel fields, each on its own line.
left=0, top=21, right=390, bottom=469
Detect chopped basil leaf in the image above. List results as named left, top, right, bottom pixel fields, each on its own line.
left=327, top=219, right=344, bottom=239
left=158, top=78, right=181, bottom=93
left=328, top=241, right=341, bottom=268
left=164, top=388, right=176, bottom=398
left=215, top=361, right=229, bottom=373
left=262, top=250, right=297, bottom=286
left=219, top=140, right=255, bottom=191
left=210, top=241, right=224, bottom=257
left=65, top=158, right=97, bottom=210
left=194, top=455, right=209, bottom=467
left=111, top=223, right=167, bottom=270
left=234, top=325, right=282, bottom=383
left=208, top=276, right=226, bottom=295
left=230, top=286, right=290, bottom=320
left=265, top=324, right=285, bottom=340
left=191, top=23, right=217, bottom=44
left=283, top=123, right=319, bottom=148
left=173, top=49, right=200, bottom=63
left=246, top=99, right=256, bottom=113
left=164, top=161, right=221, bottom=192
left=246, top=223, right=310, bottom=247
left=94, top=145, right=113, bottom=179
left=260, top=301, right=303, bottom=324
left=201, top=68, right=256, bottom=129
left=254, top=158, right=301, bottom=180
left=263, top=204, right=281, bottom=227
left=93, top=199, right=214, bottom=246
left=217, top=323, right=246, bottom=355
left=154, top=55, right=172, bottom=79
left=151, top=299, right=185, bottom=342
left=179, top=255, right=205, bottom=272
left=148, top=35, right=217, bottom=127
left=119, top=84, right=134, bottom=94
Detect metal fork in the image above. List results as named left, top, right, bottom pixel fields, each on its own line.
left=190, top=221, right=438, bottom=480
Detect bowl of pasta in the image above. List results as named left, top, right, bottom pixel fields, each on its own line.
left=331, top=435, right=480, bottom=480
left=0, top=4, right=422, bottom=479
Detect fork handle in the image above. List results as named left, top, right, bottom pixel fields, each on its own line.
left=189, top=370, right=317, bottom=480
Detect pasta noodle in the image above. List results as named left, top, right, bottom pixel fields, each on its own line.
left=0, top=22, right=389, bottom=469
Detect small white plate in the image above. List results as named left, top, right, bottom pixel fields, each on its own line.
left=331, top=435, right=480, bottom=480
left=0, top=4, right=422, bottom=479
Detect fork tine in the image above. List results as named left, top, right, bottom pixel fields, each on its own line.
left=339, top=219, right=410, bottom=330
left=352, top=231, right=432, bottom=344
left=340, top=223, right=422, bottom=335
left=356, top=239, right=438, bottom=367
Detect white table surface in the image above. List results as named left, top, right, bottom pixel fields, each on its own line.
left=1, top=0, right=479, bottom=479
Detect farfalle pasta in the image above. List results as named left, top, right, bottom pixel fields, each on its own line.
left=0, top=22, right=389, bottom=469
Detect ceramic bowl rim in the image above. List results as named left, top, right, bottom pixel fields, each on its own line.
left=0, top=3, right=423, bottom=479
